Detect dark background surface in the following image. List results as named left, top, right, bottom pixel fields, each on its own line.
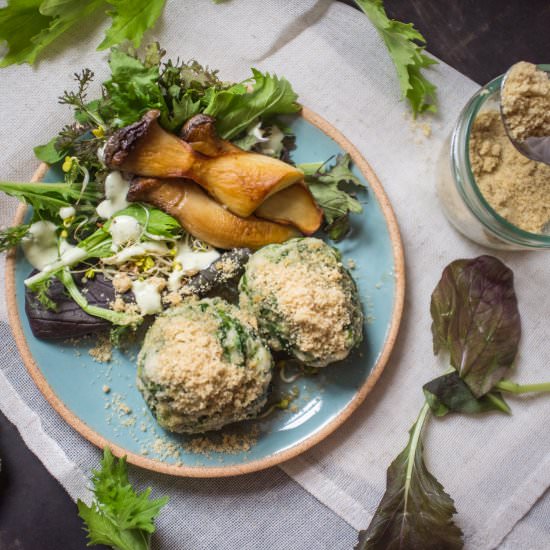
left=1, top=1, right=549, bottom=549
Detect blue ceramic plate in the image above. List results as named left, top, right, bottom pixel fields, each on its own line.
left=7, top=108, right=404, bottom=477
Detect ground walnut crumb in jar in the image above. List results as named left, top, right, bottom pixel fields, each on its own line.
left=437, top=64, right=550, bottom=249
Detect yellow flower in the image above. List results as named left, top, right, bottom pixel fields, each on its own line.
left=92, top=126, right=105, bottom=138
left=142, top=256, right=155, bottom=271
left=60, top=229, right=68, bottom=239
left=173, top=261, right=182, bottom=271
left=84, top=268, right=95, bottom=279
left=62, top=156, right=74, bottom=173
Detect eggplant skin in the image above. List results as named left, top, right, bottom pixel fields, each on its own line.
left=24, top=251, right=250, bottom=340
left=25, top=270, right=118, bottom=340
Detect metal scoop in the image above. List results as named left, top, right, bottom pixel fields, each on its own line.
left=500, top=64, right=550, bottom=165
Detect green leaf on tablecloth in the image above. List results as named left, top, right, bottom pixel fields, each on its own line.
left=356, top=404, right=464, bottom=549
left=78, top=448, right=168, bottom=550
left=0, top=0, right=52, bottom=67
left=423, top=372, right=511, bottom=416
left=98, top=0, right=167, bottom=50
left=430, top=256, right=522, bottom=398
left=355, top=0, right=438, bottom=116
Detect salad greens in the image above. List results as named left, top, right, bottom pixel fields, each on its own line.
left=357, top=256, right=550, bottom=550
left=300, top=154, right=366, bottom=241
left=357, top=403, right=463, bottom=550
left=24, top=204, right=182, bottom=290
left=34, top=44, right=298, bottom=165
left=0, top=1, right=437, bottom=116
left=78, top=448, right=168, bottom=550
left=0, top=180, right=101, bottom=219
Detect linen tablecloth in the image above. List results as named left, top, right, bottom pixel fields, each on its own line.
left=1, top=1, right=549, bottom=548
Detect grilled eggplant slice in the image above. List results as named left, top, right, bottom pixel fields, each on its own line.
left=104, top=110, right=303, bottom=218
left=180, top=114, right=322, bottom=234
left=128, top=177, right=300, bottom=249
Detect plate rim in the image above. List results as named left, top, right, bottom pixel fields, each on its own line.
left=5, top=106, right=405, bottom=478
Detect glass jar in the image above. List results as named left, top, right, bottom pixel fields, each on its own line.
left=437, top=66, right=550, bottom=250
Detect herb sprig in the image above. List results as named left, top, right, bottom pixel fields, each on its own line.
left=78, top=448, right=168, bottom=550
left=356, top=256, right=550, bottom=549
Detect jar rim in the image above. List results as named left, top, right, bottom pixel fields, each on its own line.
left=451, top=64, right=550, bottom=248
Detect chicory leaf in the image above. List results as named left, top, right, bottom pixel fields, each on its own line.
left=430, top=256, right=521, bottom=398
left=356, top=403, right=463, bottom=549
left=423, top=372, right=511, bottom=417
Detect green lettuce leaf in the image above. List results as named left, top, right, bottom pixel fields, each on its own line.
left=423, top=372, right=511, bottom=417
left=204, top=69, right=300, bottom=139
left=99, top=0, right=167, bottom=50
left=355, top=0, right=437, bottom=116
left=356, top=403, right=463, bottom=549
left=430, top=256, right=522, bottom=398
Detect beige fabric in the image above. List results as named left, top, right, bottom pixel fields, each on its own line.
left=0, top=1, right=549, bottom=548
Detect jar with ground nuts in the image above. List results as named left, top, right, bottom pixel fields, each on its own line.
left=437, top=65, right=550, bottom=250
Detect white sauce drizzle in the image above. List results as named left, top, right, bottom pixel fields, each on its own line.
left=167, top=240, right=220, bottom=291
left=102, top=242, right=169, bottom=265
left=131, top=280, right=162, bottom=315
left=59, top=206, right=75, bottom=220
left=109, top=215, right=142, bottom=251
left=21, top=221, right=58, bottom=269
left=96, top=171, right=130, bottom=219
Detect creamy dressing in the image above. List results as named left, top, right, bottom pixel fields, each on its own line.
left=167, top=240, right=220, bottom=291
left=21, top=221, right=58, bottom=269
left=96, top=172, right=130, bottom=219
left=259, top=125, right=285, bottom=156
left=59, top=206, right=75, bottom=220
left=109, top=215, right=142, bottom=251
left=131, top=280, right=162, bottom=315
left=102, top=241, right=169, bottom=265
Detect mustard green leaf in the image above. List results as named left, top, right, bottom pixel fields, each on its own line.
left=355, top=0, right=437, bottom=116
left=98, top=0, right=167, bottom=51
left=78, top=448, right=168, bottom=550
left=0, top=0, right=52, bottom=67
left=31, top=0, right=105, bottom=60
